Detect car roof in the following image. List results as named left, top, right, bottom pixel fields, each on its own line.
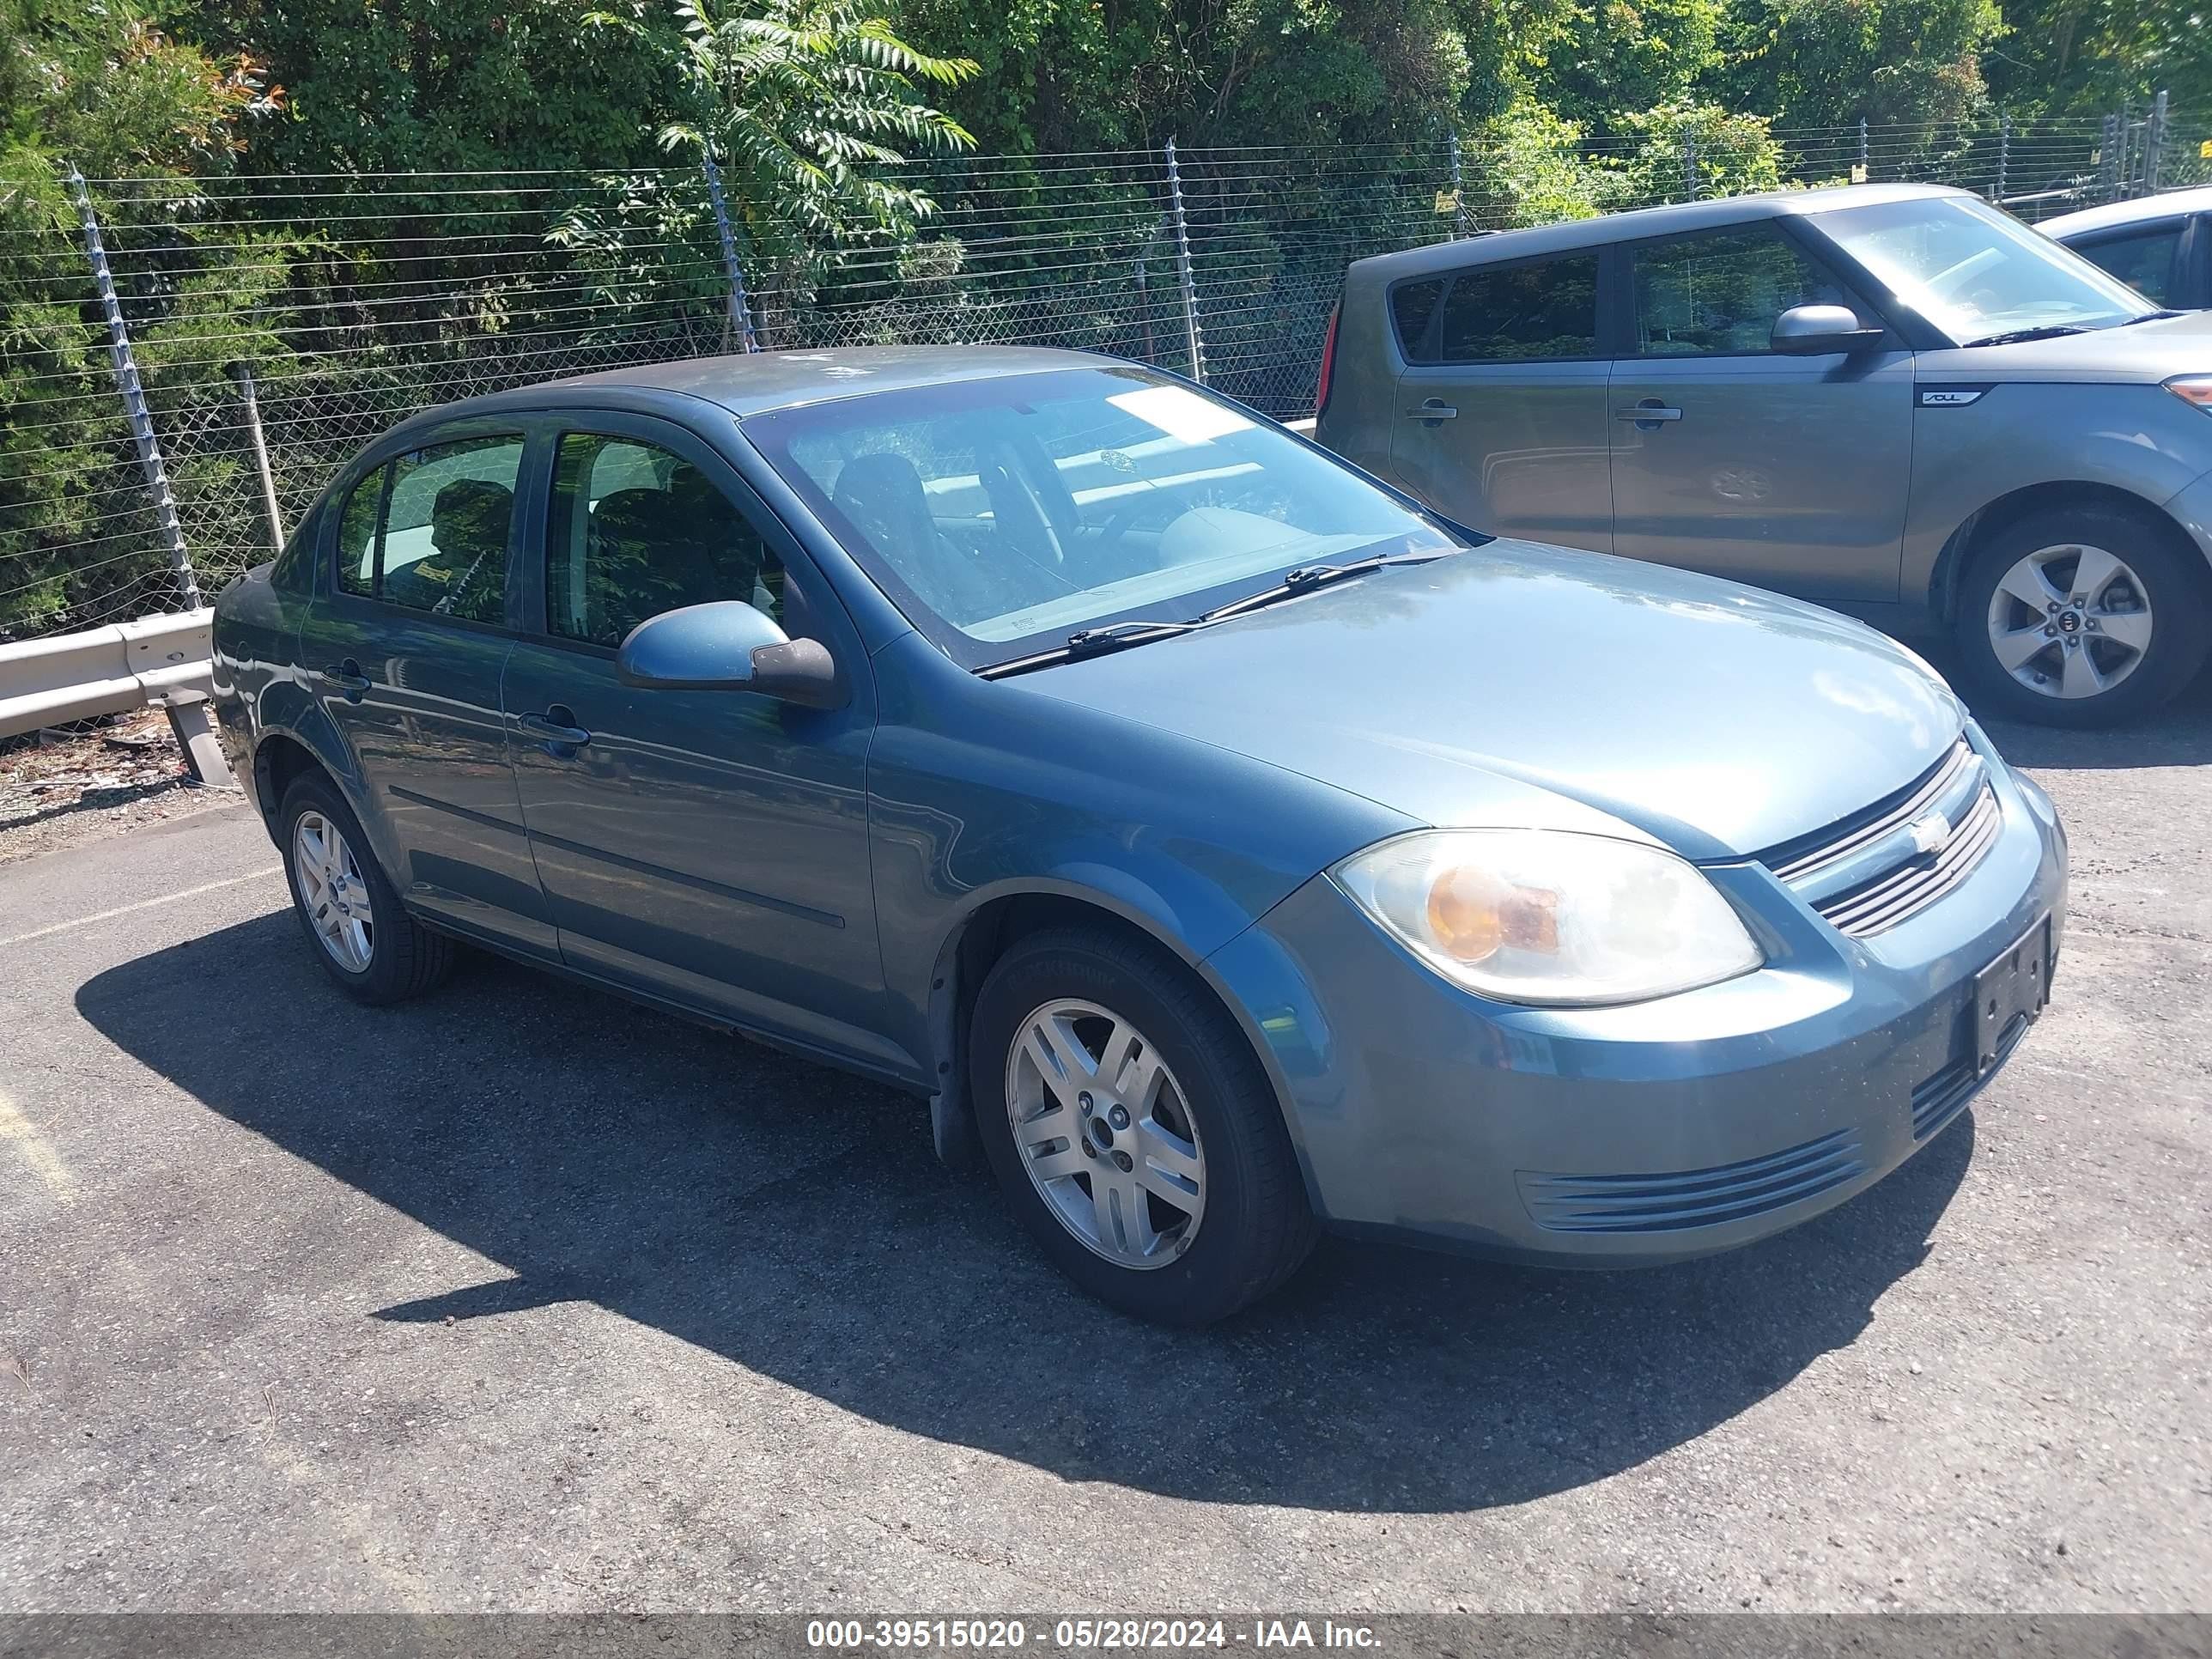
left=394, top=344, right=1114, bottom=429
left=2040, top=185, right=2212, bottom=238
left=1346, top=182, right=1975, bottom=281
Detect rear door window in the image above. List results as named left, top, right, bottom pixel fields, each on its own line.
left=1430, top=253, right=1602, bottom=363
left=331, top=434, right=525, bottom=623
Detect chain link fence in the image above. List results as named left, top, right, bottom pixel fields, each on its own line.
left=3, top=107, right=2206, bottom=642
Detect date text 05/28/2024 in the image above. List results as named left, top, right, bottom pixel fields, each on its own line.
left=804, top=1620, right=1382, bottom=1650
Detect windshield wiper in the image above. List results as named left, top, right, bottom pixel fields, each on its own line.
left=1200, top=548, right=1460, bottom=623
left=2118, top=309, right=2186, bottom=327
left=977, top=617, right=1203, bottom=678
left=976, top=547, right=1463, bottom=681
left=1960, top=323, right=2094, bottom=348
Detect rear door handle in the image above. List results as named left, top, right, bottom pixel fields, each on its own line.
left=1404, top=400, right=1458, bottom=421
left=319, top=659, right=369, bottom=702
left=1618, top=402, right=1684, bottom=423
left=518, top=708, right=592, bottom=757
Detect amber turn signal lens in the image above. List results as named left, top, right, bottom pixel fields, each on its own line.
left=1425, top=867, right=1561, bottom=962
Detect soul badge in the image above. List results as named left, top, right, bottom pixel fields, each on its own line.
left=1251, top=1622, right=1378, bottom=1650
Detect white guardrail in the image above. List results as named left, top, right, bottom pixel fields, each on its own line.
left=0, top=609, right=232, bottom=784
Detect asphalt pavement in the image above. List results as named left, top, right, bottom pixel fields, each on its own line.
left=3, top=675, right=2209, bottom=1613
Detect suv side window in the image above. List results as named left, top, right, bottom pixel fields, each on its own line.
left=331, top=434, right=524, bottom=623
left=1431, top=253, right=1601, bottom=363
left=546, top=434, right=787, bottom=648
left=2072, top=225, right=2180, bottom=306
left=1631, top=225, right=1850, bottom=357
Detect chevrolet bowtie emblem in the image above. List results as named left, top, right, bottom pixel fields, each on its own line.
left=1909, top=812, right=1951, bottom=855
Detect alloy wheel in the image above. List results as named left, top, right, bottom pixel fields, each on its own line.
left=1004, top=998, right=1206, bottom=1270
left=293, top=809, right=375, bottom=973
left=1985, top=542, right=2154, bottom=701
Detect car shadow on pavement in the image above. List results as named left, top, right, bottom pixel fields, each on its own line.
left=78, top=911, right=1975, bottom=1516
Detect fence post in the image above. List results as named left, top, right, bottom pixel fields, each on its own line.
left=65, top=167, right=200, bottom=613
left=1681, top=135, right=1698, bottom=200
left=1163, top=138, right=1206, bottom=385
left=2146, top=90, right=2168, bottom=194
left=1996, top=114, right=2010, bottom=204
left=1449, top=131, right=1468, bottom=237
left=700, top=144, right=760, bottom=353
left=2101, top=112, right=2122, bottom=199
left=1858, top=116, right=1870, bottom=180
left=227, top=360, right=286, bottom=555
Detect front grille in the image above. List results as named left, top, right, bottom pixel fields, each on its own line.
left=1519, top=1129, right=1864, bottom=1235
left=1758, top=738, right=2002, bottom=938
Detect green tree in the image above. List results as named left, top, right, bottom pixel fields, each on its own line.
left=1984, top=0, right=2212, bottom=115
left=1534, top=0, right=1726, bottom=132
left=650, top=0, right=980, bottom=251
left=1722, top=0, right=2002, bottom=133
left=0, top=0, right=262, bottom=633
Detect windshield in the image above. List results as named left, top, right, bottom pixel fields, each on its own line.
left=745, top=366, right=1462, bottom=670
left=1813, top=196, right=2155, bottom=343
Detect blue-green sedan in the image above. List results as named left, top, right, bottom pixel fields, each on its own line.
left=212, top=347, right=2068, bottom=1324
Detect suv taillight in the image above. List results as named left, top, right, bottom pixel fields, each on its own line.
left=1315, top=303, right=1340, bottom=419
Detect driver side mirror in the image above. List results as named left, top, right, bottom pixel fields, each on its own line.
left=616, top=600, right=846, bottom=709
left=1771, top=303, right=1888, bottom=356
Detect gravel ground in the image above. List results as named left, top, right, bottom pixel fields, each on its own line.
left=0, top=671, right=2208, bottom=1615
left=0, top=710, right=229, bottom=868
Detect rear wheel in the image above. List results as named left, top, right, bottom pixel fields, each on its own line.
left=1951, top=504, right=2209, bottom=726
left=278, top=773, right=454, bottom=1005
left=970, top=927, right=1317, bottom=1325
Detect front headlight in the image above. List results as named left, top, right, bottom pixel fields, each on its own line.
left=2165, top=374, right=2212, bottom=413
left=1332, top=829, right=1763, bottom=1007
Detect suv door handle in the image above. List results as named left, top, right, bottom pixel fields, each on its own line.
left=1618, top=402, right=1684, bottom=423
left=1404, top=400, right=1458, bottom=421
left=518, top=707, right=592, bottom=757
left=319, top=659, right=369, bottom=702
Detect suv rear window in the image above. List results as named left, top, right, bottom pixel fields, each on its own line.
left=1416, top=253, right=1602, bottom=364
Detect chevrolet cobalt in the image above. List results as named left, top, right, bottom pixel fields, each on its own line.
left=212, top=347, right=2067, bottom=1323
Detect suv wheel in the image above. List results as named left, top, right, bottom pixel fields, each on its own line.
left=969, top=927, right=1317, bottom=1326
left=278, top=773, right=454, bottom=1004
left=1952, top=504, right=2209, bottom=726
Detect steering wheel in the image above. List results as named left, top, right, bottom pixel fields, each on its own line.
left=983, top=441, right=1069, bottom=568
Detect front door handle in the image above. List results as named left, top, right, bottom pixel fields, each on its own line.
left=1404, top=399, right=1459, bottom=422
left=518, top=707, right=592, bottom=757
left=1618, top=401, right=1684, bottom=424
left=319, top=659, right=369, bottom=702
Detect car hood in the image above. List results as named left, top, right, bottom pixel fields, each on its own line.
left=1018, top=542, right=1964, bottom=860
left=1917, top=307, right=2212, bottom=384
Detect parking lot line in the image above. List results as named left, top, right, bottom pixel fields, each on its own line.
left=0, top=866, right=280, bottom=951
left=0, top=1085, right=73, bottom=1200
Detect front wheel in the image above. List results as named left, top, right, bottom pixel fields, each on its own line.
left=1951, top=506, right=2209, bottom=727
left=970, top=927, right=1317, bottom=1325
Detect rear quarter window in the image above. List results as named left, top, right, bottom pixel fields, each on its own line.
left=1435, top=253, right=1602, bottom=363
left=1389, top=278, right=1447, bottom=362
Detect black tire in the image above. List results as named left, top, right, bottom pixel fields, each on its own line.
left=1950, top=503, right=2210, bottom=728
left=277, top=771, right=454, bottom=1005
left=969, top=926, right=1317, bottom=1325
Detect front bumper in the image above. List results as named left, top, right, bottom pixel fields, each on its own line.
left=1206, top=736, right=2068, bottom=1267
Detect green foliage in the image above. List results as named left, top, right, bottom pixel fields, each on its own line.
left=1614, top=100, right=1785, bottom=197
left=1984, top=0, right=2212, bottom=115
left=1536, top=0, right=1726, bottom=131
left=649, top=0, right=979, bottom=254
left=1475, top=101, right=1632, bottom=223
left=1720, top=0, right=2002, bottom=132
left=0, top=0, right=264, bottom=633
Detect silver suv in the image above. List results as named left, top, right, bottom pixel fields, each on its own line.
left=1314, top=183, right=2212, bottom=725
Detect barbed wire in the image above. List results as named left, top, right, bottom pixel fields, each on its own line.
left=3, top=112, right=2204, bottom=641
